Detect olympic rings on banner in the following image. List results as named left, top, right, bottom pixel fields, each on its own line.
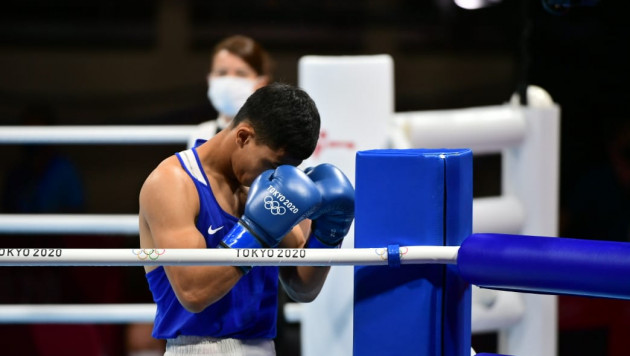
left=375, top=248, right=387, bottom=260
left=132, top=249, right=166, bottom=261
left=399, top=246, right=409, bottom=257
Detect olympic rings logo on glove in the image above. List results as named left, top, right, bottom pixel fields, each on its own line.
left=264, top=195, right=286, bottom=215
left=132, top=249, right=166, bottom=261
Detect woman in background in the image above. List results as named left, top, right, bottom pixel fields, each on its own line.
left=188, top=35, right=274, bottom=148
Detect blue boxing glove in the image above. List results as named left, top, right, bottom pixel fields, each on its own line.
left=221, top=165, right=322, bottom=251
left=304, top=164, right=355, bottom=248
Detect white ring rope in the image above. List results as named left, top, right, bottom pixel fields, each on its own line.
left=0, top=197, right=525, bottom=236
left=0, top=214, right=139, bottom=235
left=0, top=304, right=156, bottom=324
left=0, top=246, right=459, bottom=266
left=392, top=105, right=526, bottom=155
left=0, top=125, right=195, bottom=144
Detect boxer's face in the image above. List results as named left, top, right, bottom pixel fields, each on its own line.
left=231, top=123, right=301, bottom=187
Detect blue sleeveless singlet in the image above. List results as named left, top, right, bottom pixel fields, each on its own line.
left=146, top=146, right=279, bottom=339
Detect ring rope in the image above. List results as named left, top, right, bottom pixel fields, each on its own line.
left=0, top=246, right=459, bottom=266
left=0, top=214, right=138, bottom=235
left=0, top=125, right=196, bottom=144
left=0, top=304, right=156, bottom=324
left=0, top=197, right=524, bottom=236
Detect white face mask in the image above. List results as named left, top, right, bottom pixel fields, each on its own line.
left=207, top=76, right=257, bottom=118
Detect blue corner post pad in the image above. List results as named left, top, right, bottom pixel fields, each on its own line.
left=387, top=244, right=401, bottom=268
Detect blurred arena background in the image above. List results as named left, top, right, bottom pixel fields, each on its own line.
left=0, top=1, right=628, bottom=355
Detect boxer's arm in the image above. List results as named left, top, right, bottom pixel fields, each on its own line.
left=278, top=224, right=331, bottom=303
left=139, top=160, right=242, bottom=313
left=278, top=164, right=355, bottom=302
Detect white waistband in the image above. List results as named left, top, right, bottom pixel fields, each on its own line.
left=165, top=335, right=275, bottom=356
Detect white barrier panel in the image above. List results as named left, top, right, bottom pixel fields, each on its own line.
left=395, top=105, right=526, bottom=154
left=0, top=125, right=195, bottom=144
left=0, top=304, right=156, bottom=324
left=299, top=54, right=393, bottom=356
left=0, top=214, right=139, bottom=235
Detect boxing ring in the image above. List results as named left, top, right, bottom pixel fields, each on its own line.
left=0, top=55, right=618, bottom=356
